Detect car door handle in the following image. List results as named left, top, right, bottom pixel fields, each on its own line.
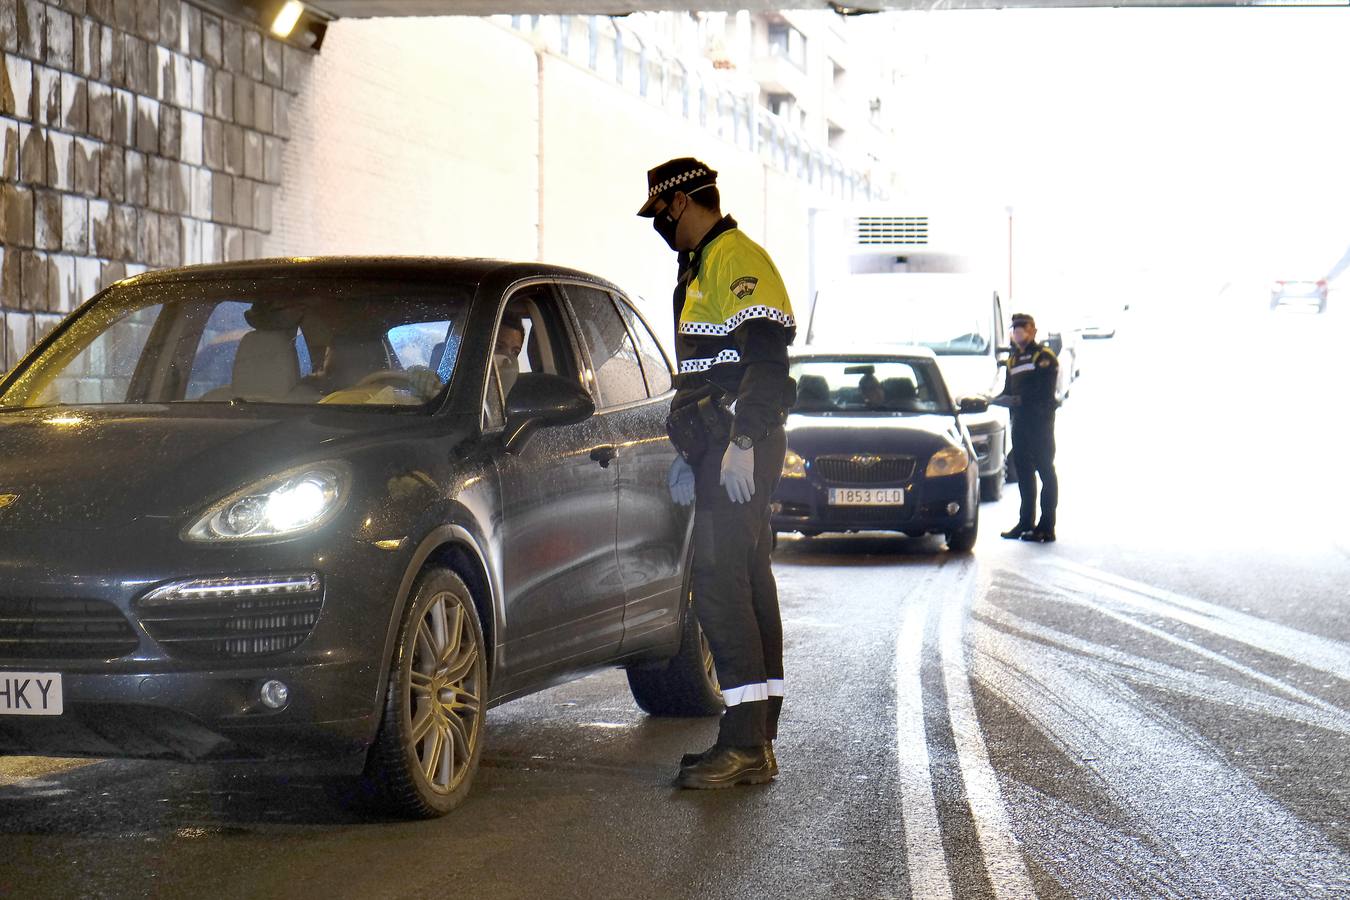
left=590, top=445, right=617, bottom=468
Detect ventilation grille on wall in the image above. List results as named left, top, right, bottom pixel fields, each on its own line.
left=853, top=216, right=929, bottom=246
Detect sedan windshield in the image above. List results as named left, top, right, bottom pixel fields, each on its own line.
left=0, top=276, right=473, bottom=410
left=789, top=358, right=951, bottom=415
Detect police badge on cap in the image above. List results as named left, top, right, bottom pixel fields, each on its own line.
left=637, top=157, right=718, bottom=217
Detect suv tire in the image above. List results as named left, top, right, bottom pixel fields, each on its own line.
left=627, top=593, right=723, bottom=717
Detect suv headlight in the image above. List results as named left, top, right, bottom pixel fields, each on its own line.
left=782, top=449, right=807, bottom=479
left=185, top=463, right=351, bottom=542
left=925, top=446, right=969, bottom=478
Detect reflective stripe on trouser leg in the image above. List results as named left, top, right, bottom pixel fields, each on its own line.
left=691, top=425, right=787, bottom=748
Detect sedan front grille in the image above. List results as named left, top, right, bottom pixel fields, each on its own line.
left=137, top=575, right=324, bottom=659
left=814, top=455, right=915, bottom=485
left=0, top=597, right=139, bottom=660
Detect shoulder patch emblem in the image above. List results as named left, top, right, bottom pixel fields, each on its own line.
left=1037, top=358, right=1051, bottom=368
left=730, top=276, right=758, bottom=300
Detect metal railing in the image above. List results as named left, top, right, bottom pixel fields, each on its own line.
left=505, top=15, right=881, bottom=205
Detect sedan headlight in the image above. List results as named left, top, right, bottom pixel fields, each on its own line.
left=782, top=449, right=807, bottom=479
left=185, top=463, right=351, bottom=542
left=925, top=446, right=970, bottom=478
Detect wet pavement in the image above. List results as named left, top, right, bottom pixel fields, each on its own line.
left=1, top=295, right=1347, bottom=899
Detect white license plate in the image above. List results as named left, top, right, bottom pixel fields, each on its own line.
left=828, top=487, right=904, bottom=506
left=0, top=672, right=64, bottom=716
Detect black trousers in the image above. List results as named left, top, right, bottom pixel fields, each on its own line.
left=690, top=425, right=787, bottom=749
left=1010, top=421, right=1057, bottom=531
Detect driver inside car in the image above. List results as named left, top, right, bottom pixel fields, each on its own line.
left=493, top=314, right=525, bottom=398
left=311, top=334, right=443, bottom=405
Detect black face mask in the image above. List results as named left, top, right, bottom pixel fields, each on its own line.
left=653, top=205, right=681, bottom=251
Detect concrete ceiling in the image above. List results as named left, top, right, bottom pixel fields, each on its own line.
left=310, top=0, right=1324, bottom=20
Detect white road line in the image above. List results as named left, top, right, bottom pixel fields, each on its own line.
left=1027, top=579, right=1350, bottom=720
left=1047, top=559, right=1350, bottom=680
left=971, top=606, right=1350, bottom=896
left=982, top=597, right=1350, bottom=737
left=895, top=594, right=954, bottom=900
left=938, top=568, right=1037, bottom=900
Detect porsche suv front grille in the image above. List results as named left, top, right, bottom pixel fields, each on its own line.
left=0, top=597, right=139, bottom=660
left=136, top=574, right=324, bottom=659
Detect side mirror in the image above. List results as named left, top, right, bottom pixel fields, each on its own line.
left=995, top=346, right=1011, bottom=363
left=503, top=372, right=595, bottom=453
left=958, top=396, right=989, bottom=414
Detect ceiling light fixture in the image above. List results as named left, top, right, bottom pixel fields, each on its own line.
left=270, top=0, right=305, bottom=38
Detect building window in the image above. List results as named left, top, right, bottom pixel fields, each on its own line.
left=765, top=92, right=792, bottom=118
left=767, top=20, right=807, bottom=71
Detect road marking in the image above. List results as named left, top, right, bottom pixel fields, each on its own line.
left=973, top=568, right=1350, bottom=896
left=1047, top=559, right=1350, bottom=680
left=895, top=594, right=953, bottom=900
left=937, top=569, right=1036, bottom=900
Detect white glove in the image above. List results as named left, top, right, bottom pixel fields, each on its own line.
left=720, top=441, right=755, bottom=504
left=668, top=456, right=695, bottom=506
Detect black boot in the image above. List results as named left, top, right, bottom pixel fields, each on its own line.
left=1021, top=528, right=1056, bottom=543
left=1001, top=524, right=1032, bottom=539
left=675, top=745, right=775, bottom=789
left=681, top=743, right=778, bottom=777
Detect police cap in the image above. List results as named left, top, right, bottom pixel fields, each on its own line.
left=637, top=157, right=718, bottom=217
left=1010, top=313, right=1036, bottom=328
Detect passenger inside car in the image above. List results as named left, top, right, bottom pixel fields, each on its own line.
left=859, top=373, right=885, bottom=408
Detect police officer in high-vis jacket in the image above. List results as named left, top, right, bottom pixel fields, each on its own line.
left=637, top=157, right=796, bottom=789
left=993, top=312, right=1059, bottom=543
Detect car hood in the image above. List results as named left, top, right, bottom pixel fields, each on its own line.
left=0, top=405, right=428, bottom=528
left=785, top=411, right=962, bottom=459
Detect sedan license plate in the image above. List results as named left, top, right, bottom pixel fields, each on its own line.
left=0, top=672, right=63, bottom=716
left=828, top=487, right=904, bottom=506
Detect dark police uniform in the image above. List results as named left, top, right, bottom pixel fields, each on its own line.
left=638, top=159, right=796, bottom=782
left=999, top=335, right=1059, bottom=540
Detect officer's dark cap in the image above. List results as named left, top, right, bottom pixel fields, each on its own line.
left=1010, top=313, right=1036, bottom=328
left=637, top=157, right=718, bottom=217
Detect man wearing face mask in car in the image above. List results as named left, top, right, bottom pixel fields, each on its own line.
left=638, top=157, right=797, bottom=790
left=493, top=314, right=524, bottom=398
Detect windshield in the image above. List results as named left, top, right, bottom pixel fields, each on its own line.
left=0, top=276, right=473, bottom=410
left=812, top=279, right=993, bottom=356
left=789, top=358, right=951, bottom=415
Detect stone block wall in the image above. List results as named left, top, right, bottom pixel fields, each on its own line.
left=0, top=0, right=311, bottom=372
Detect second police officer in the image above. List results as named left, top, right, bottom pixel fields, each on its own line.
left=637, top=157, right=797, bottom=789
left=993, top=312, right=1059, bottom=543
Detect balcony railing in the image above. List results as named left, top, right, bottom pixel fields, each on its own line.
left=504, top=14, right=882, bottom=204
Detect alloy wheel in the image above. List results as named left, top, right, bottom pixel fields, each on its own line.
left=406, top=591, right=483, bottom=795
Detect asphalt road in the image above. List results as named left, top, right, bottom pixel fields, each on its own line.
left=2, top=294, right=1347, bottom=899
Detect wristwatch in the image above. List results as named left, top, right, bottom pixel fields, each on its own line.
left=731, top=434, right=754, bottom=451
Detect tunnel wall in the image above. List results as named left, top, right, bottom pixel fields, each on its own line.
left=1, top=0, right=311, bottom=372
left=263, top=17, right=845, bottom=340
left=2, top=11, right=865, bottom=377
left=266, top=18, right=541, bottom=263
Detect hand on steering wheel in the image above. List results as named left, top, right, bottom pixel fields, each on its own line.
left=355, top=368, right=442, bottom=400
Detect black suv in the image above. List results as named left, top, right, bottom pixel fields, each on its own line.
left=0, top=258, right=720, bottom=818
